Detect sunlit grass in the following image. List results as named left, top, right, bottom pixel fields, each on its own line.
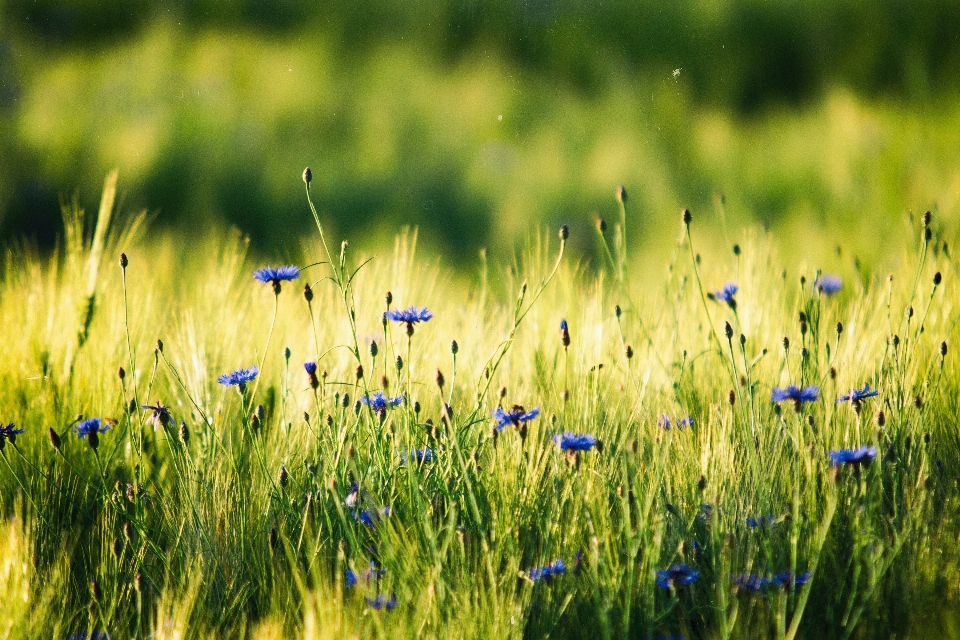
left=0, top=174, right=959, bottom=638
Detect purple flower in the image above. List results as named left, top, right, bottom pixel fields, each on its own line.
left=304, top=362, right=317, bottom=376
left=402, top=448, right=433, bottom=464
left=711, top=283, right=738, bottom=309
left=815, top=274, right=842, bottom=295
left=772, top=385, right=819, bottom=405
left=829, top=446, right=877, bottom=467
left=218, top=366, right=258, bottom=392
left=746, top=515, right=777, bottom=529
left=344, top=568, right=358, bottom=588
left=771, top=571, right=812, bottom=588
left=0, top=423, right=24, bottom=449
left=141, top=401, right=171, bottom=430
left=552, top=432, right=598, bottom=452
left=253, top=265, right=300, bottom=284
left=493, top=406, right=540, bottom=431
left=656, top=564, right=700, bottom=590
left=658, top=415, right=694, bottom=430
left=366, top=593, right=397, bottom=611
left=528, top=559, right=567, bottom=582
left=385, top=306, right=433, bottom=325
left=361, top=392, right=403, bottom=412
left=354, top=506, right=392, bottom=528
left=73, top=418, right=111, bottom=438
left=837, top=384, right=878, bottom=404
left=733, top=573, right=770, bottom=593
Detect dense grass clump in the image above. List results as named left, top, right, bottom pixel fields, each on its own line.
left=0, top=172, right=958, bottom=639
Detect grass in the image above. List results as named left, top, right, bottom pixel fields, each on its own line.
left=1, top=171, right=959, bottom=639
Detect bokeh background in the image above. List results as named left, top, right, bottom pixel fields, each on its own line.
left=2, top=0, right=960, bottom=267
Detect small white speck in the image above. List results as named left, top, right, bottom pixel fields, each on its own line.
left=673, top=68, right=681, bottom=78
left=498, top=115, right=503, bottom=121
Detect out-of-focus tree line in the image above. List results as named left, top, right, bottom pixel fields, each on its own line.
left=1, top=0, right=959, bottom=262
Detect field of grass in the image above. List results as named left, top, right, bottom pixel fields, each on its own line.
left=1, top=170, right=959, bottom=639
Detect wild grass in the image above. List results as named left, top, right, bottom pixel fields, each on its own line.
left=0, top=173, right=959, bottom=639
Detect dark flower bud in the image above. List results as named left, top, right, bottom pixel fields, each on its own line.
left=128, top=398, right=138, bottom=414
left=499, top=386, right=507, bottom=399
left=119, top=253, right=129, bottom=268
left=909, top=306, right=914, bottom=318
left=783, top=337, right=790, bottom=351
left=451, top=340, right=459, bottom=355
left=800, top=320, right=807, bottom=336
left=381, top=375, right=389, bottom=390
left=837, top=322, right=843, bottom=335
left=739, top=334, right=746, bottom=346
left=284, top=347, right=290, bottom=361
left=682, top=209, right=692, bottom=225
left=156, top=339, right=163, bottom=353
left=414, top=401, right=421, bottom=415
left=369, top=341, right=378, bottom=358
left=733, top=244, right=741, bottom=256
left=118, top=366, right=125, bottom=380
left=625, top=345, right=633, bottom=359
left=596, top=218, right=607, bottom=233
left=396, top=355, right=404, bottom=372
left=615, top=305, right=621, bottom=318
left=91, top=580, right=102, bottom=602
left=829, top=366, right=837, bottom=379
left=697, top=475, right=707, bottom=492
left=303, top=283, right=314, bottom=302
left=326, top=413, right=334, bottom=428
left=799, top=276, right=806, bottom=286
left=278, top=465, right=289, bottom=487
left=302, top=167, right=312, bottom=184
left=924, top=432, right=931, bottom=444
left=892, top=335, right=900, bottom=348
left=724, top=322, right=733, bottom=339
left=728, top=390, right=736, bottom=406
left=406, top=322, right=415, bottom=336
left=924, top=211, right=932, bottom=227
left=48, top=427, right=61, bottom=450
left=385, top=291, right=393, bottom=306
left=925, top=227, right=933, bottom=242
left=915, top=395, right=923, bottom=409
left=179, top=422, right=189, bottom=445
left=617, top=185, right=627, bottom=203
left=559, top=224, right=569, bottom=241
left=269, top=527, right=278, bottom=550
left=250, top=414, right=261, bottom=433
left=934, top=272, right=942, bottom=286
left=877, top=410, right=885, bottom=427
left=341, top=393, right=350, bottom=408
left=436, top=369, right=445, bottom=389
left=356, top=365, right=364, bottom=380
left=801, top=347, right=809, bottom=359
left=354, top=400, right=361, bottom=415
left=941, top=341, right=948, bottom=357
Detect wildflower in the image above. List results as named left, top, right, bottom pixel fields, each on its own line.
left=0, top=423, right=24, bottom=450
left=698, top=504, right=713, bottom=521
left=771, top=571, right=812, bottom=588
left=837, top=384, right=879, bottom=404
left=344, top=482, right=361, bottom=507
left=493, top=405, right=540, bottom=432
left=253, top=265, right=300, bottom=294
left=354, top=506, right=392, bottom=528
left=771, top=385, right=819, bottom=410
left=217, top=366, right=258, bottom=392
left=552, top=432, right=598, bottom=452
left=361, top=392, right=403, bottom=412
left=385, top=306, right=433, bottom=326
left=304, top=362, right=319, bottom=389
left=560, top=319, right=570, bottom=347
left=816, top=274, right=842, bottom=295
left=141, top=401, right=171, bottom=430
left=746, top=515, right=777, bottom=529
left=402, top=448, right=433, bottom=464
left=366, top=593, right=397, bottom=611
left=733, top=573, right=770, bottom=594
left=656, top=564, right=700, bottom=590
left=345, top=568, right=358, bottom=588
left=528, top=559, right=567, bottom=582
left=658, top=415, right=694, bottom=430
left=710, top=283, right=738, bottom=309
left=73, top=418, right=111, bottom=438
left=829, top=446, right=878, bottom=467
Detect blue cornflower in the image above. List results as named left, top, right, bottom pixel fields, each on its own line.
left=366, top=593, right=397, bottom=611
left=493, top=405, right=540, bottom=432
left=304, top=362, right=317, bottom=376
left=733, top=573, right=770, bottom=593
left=698, top=504, right=713, bottom=521
left=354, top=506, right=392, bottom=528
left=815, top=274, right=842, bottom=295
left=711, top=283, right=738, bottom=309
left=771, top=571, right=812, bottom=588
left=253, top=265, right=300, bottom=292
left=218, top=366, right=259, bottom=392
left=746, top=515, right=777, bottom=529
left=73, top=418, right=111, bottom=438
left=528, top=559, right=567, bottom=582
left=837, top=384, right=879, bottom=404
left=658, top=415, right=694, bottom=430
left=552, top=432, right=598, bottom=452
left=829, top=446, right=878, bottom=467
left=0, top=423, right=24, bottom=449
left=771, top=385, right=819, bottom=407
left=361, top=392, right=403, bottom=412
left=656, top=564, right=700, bottom=590
left=402, top=448, right=433, bottom=464
left=141, top=401, right=171, bottom=430
left=345, top=569, right=358, bottom=588
left=690, top=539, right=702, bottom=554
left=385, top=306, right=433, bottom=325
left=344, top=482, right=362, bottom=507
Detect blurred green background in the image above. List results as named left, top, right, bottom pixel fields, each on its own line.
left=1, top=0, right=960, bottom=266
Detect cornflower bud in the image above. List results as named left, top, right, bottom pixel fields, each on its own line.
left=559, top=224, right=569, bottom=241
left=303, top=283, right=314, bottom=302
left=302, top=167, right=312, bottom=184
left=682, top=209, right=692, bottom=224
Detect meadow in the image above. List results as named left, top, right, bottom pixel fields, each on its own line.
left=1, top=169, right=959, bottom=639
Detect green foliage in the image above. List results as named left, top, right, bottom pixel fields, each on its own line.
left=0, top=177, right=958, bottom=638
